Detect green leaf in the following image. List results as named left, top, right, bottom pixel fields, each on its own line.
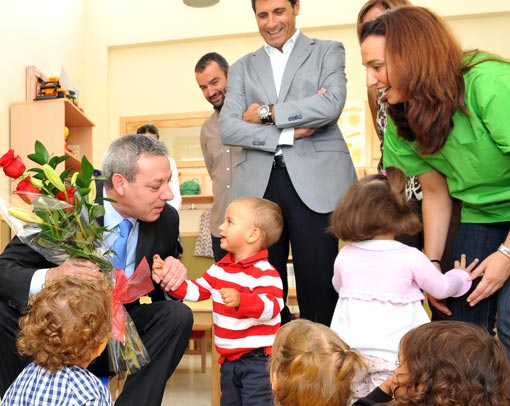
left=48, top=155, right=70, bottom=167
left=75, top=173, right=90, bottom=188
left=77, top=187, right=90, bottom=196
left=27, top=153, right=47, bottom=165
left=60, top=168, right=73, bottom=181
left=27, top=167, right=44, bottom=177
left=81, top=155, right=94, bottom=179
left=90, top=205, right=105, bottom=222
left=34, top=141, right=49, bottom=162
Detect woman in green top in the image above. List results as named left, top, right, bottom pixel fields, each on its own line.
left=359, top=6, right=510, bottom=355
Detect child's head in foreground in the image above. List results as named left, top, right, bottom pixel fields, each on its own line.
left=220, top=197, right=283, bottom=257
left=392, top=320, right=510, bottom=405
left=270, top=319, right=364, bottom=406
left=17, top=276, right=113, bottom=372
left=330, top=166, right=421, bottom=242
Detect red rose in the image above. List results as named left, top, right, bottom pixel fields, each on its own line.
left=14, top=177, right=41, bottom=204
left=0, top=149, right=26, bottom=179
left=56, top=186, right=77, bottom=207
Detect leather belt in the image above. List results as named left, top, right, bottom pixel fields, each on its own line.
left=273, top=155, right=286, bottom=168
left=240, top=347, right=268, bottom=359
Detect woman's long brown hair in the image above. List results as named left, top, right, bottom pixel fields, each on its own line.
left=361, top=6, right=465, bottom=155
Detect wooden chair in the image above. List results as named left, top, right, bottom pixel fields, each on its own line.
left=185, top=325, right=212, bottom=373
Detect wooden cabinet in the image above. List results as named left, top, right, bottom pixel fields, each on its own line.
left=10, top=98, right=94, bottom=172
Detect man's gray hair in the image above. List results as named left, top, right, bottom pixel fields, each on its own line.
left=102, top=134, right=168, bottom=188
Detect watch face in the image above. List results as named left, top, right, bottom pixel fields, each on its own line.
left=258, top=105, right=270, bottom=118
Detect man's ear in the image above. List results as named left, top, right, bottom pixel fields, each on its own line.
left=112, top=173, right=127, bottom=196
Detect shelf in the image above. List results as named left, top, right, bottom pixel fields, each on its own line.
left=11, top=98, right=94, bottom=176
left=181, top=195, right=214, bottom=210
left=182, top=195, right=214, bottom=204
left=63, top=98, right=94, bottom=127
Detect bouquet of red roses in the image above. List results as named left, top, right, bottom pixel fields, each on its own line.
left=0, top=141, right=152, bottom=374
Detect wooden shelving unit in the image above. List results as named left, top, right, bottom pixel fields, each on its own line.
left=10, top=98, right=94, bottom=172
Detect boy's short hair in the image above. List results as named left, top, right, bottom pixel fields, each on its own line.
left=235, top=197, right=283, bottom=249
left=17, top=276, right=112, bottom=373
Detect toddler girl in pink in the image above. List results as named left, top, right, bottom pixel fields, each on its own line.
left=329, top=167, right=477, bottom=399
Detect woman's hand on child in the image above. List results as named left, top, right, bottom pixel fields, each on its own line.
left=220, top=288, right=240, bottom=307
left=454, top=254, right=479, bottom=273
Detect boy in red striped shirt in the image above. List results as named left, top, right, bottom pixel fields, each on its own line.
left=153, top=197, right=284, bottom=405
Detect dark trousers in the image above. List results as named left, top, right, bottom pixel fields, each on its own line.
left=447, top=222, right=510, bottom=353
left=220, top=356, right=272, bottom=406
left=0, top=299, right=193, bottom=405
left=212, top=234, right=228, bottom=262
left=264, top=166, right=339, bottom=326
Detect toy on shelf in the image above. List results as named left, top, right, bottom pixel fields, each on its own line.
left=64, top=126, right=80, bottom=160
left=34, top=77, right=80, bottom=108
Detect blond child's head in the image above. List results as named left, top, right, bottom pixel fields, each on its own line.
left=17, top=276, right=112, bottom=372
left=220, top=197, right=283, bottom=259
left=270, top=319, right=364, bottom=406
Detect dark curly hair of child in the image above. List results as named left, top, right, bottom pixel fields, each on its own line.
left=17, top=276, right=112, bottom=373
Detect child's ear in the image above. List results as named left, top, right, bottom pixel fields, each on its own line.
left=92, top=338, right=109, bottom=360
left=247, top=227, right=261, bottom=244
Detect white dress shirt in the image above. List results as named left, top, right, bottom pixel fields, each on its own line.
left=264, top=28, right=301, bottom=148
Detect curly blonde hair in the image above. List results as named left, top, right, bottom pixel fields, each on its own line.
left=270, top=319, right=365, bottom=406
left=17, top=276, right=112, bottom=373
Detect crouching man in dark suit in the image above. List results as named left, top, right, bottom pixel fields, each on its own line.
left=0, top=134, right=193, bottom=406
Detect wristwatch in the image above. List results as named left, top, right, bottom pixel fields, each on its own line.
left=257, top=104, right=273, bottom=124
left=498, top=243, right=510, bottom=259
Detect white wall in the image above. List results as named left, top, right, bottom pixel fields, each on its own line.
left=1, top=0, right=509, bottom=179
left=104, top=1, right=510, bottom=163
left=0, top=0, right=85, bottom=191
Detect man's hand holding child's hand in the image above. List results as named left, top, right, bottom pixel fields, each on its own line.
left=152, top=254, right=187, bottom=291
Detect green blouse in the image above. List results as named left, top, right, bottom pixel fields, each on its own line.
left=383, top=54, right=510, bottom=224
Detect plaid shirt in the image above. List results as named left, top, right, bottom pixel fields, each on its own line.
left=1, top=362, right=112, bottom=406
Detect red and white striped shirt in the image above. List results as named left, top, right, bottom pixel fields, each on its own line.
left=169, top=250, right=283, bottom=363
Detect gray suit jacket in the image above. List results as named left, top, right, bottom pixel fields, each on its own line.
left=219, top=32, right=357, bottom=214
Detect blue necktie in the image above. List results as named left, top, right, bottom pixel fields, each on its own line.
left=112, top=219, right=133, bottom=271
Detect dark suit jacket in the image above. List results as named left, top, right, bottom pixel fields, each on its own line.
left=0, top=188, right=180, bottom=312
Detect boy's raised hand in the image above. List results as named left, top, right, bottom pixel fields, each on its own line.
left=220, top=288, right=240, bottom=308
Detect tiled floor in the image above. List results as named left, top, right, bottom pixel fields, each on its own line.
left=162, top=352, right=212, bottom=406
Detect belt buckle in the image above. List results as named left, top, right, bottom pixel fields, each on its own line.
left=273, top=155, right=284, bottom=168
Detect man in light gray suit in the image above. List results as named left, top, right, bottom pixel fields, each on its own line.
left=219, top=0, right=357, bottom=326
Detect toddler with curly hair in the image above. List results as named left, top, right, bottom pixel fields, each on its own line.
left=1, top=276, right=113, bottom=406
